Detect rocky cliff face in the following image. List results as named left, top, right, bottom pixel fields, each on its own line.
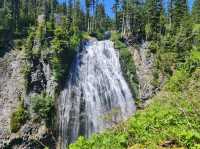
left=0, top=49, right=56, bottom=149
left=25, top=56, right=57, bottom=107
left=129, top=42, right=155, bottom=100
left=0, top=50, right=24, bottom=147
left=0, top=38, right=158, bottom=148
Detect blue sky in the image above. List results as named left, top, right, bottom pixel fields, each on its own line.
left=59, top=0, right=194, bottom=18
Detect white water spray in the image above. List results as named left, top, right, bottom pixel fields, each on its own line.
left=59, top=40, right=135, bottom=148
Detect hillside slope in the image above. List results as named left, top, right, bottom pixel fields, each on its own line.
left=70, top=55, right=200, bottom=149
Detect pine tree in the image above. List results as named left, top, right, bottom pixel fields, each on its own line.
left=96, top=2, right=106, bottom=30
left=11, top=0, right=20, bottom=30
left=129, top=0, right=146, bottom=41
left=85, top=0, right=90, bottom=32
left=192, top=0, right=200, bottom=24
left=145, top=0, right=164, bottom=41
left=172, top=0, right=188, bottom=29
left=113, top=0, right=120, bottom=30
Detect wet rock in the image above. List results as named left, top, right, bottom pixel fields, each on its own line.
left=104, top=31, right=111, bottom=40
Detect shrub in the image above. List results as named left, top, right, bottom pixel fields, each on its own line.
left=31, top=94, right=54, bottom=123
left=21, top=62, right=31, bottom=92
left=90, top=31, right=104, bottom=41
left=10, top=103, right=29, bottom=133
left=50, top=25, right=78, bottom=84
left=148, top=41, right=158, bottom=54
left=51, top=56, right=64, bottom=82
left=24, top=31, right=35, bottom=59
left=70, top=33, right=81, bottom=50
left=69, top=133, right=128, bottom=149
left=81, top=32, right=92, bottom=40
left=70, top=57, right=200, bottom=149
left=165, top=69, right=188, bottom=92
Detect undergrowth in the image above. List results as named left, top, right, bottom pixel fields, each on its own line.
left=70, top=51, right=200, bottom=149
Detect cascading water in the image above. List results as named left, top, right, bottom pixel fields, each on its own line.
left=59, top=39, right=135, bottom=148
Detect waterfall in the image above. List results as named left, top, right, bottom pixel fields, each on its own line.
left=59, top=40, right=135, bottom=148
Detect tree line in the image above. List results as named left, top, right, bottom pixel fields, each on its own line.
left=0, top=0, right=200, bottom=70
left=0, top=0, right=113, bottom=49
left=114, top=0, right=199, bottom=40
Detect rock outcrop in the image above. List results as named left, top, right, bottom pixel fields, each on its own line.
left=0, top=50, right=24, bottom=147
left=130, top=42, right=155, bottom=100
left=0, top=49, right=57, bottom=148
left=4, top=121, right=56, bottom=149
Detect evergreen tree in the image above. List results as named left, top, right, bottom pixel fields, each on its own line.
left=172, top=0, right=188, bottom=29
left=113, top=0, right=120, bottom=30
left=145, top=0, right=164, bottom=41
left=192, top=0, right=200, bottom=24
left=96, top=2, right=106, bottom=31
left=85, top=0, right=91, bottom=32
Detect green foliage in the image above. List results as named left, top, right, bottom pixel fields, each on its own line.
left=10, top=103, right=29, bottom=133
left=50, top=23, right=80, bottom=83
left=165, top=70, right=188, bottom=92
left=145, top=0, right=164, bottom=41
left=148, top=41, right=158, bottom=54
left=192, top=0, right=200, bottom=24
left=70, top=133, right=129, bottom=149
left=31, top=94, right=54, bottom=123
left=70, top=32, right=81, bottom=50
left=191, top=50, right=200, bottom=60
left=192, top=24, right=200, bottom=50
left=51, top=56, right=65, bottom=82
left=171, top=0, right=188, bottom=30
left=21, top=62, right=31, bottom=92
left=81, top=32, right=92, bottom=40
left=71, top=57, right=200, bottom=149
left=24, top=30, right=35, bottom=59
left=111, top=32, right=139, bottom=97
left=90, top=30, right=104, bottom=41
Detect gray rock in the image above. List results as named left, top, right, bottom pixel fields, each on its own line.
left=0, top=50, right=24, bottom=148
left=3, top=121, right=56, bottom=149
left=104, top=31, right=111, bottom=40
left=0, top=48, right=57, bottom=149
left=130, top=42, right=155, bottom=100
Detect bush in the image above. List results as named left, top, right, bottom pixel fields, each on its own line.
left=51, top=56, right=64, bottom=82
left=70, top=33, right=81, bottom=50
left=90, top=31, right=104, bottom=41
left=165, top=69, right=188, bottom=92
left=69, top=133, right=128, bottom=149
left=50, top=25, right=79, bottom=84
left=148, top=41, right=158, bottom=54
left=70, top=58, right=200, bottom=149
left=31, top=94, right=54, bottom=122
left=24, top=31, right=35, bottom=59
left=81, top=32, right=92, bottom=40
left=10, top=103, right=29, bottom=133
left=21, top=62, right=31, bottom=92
